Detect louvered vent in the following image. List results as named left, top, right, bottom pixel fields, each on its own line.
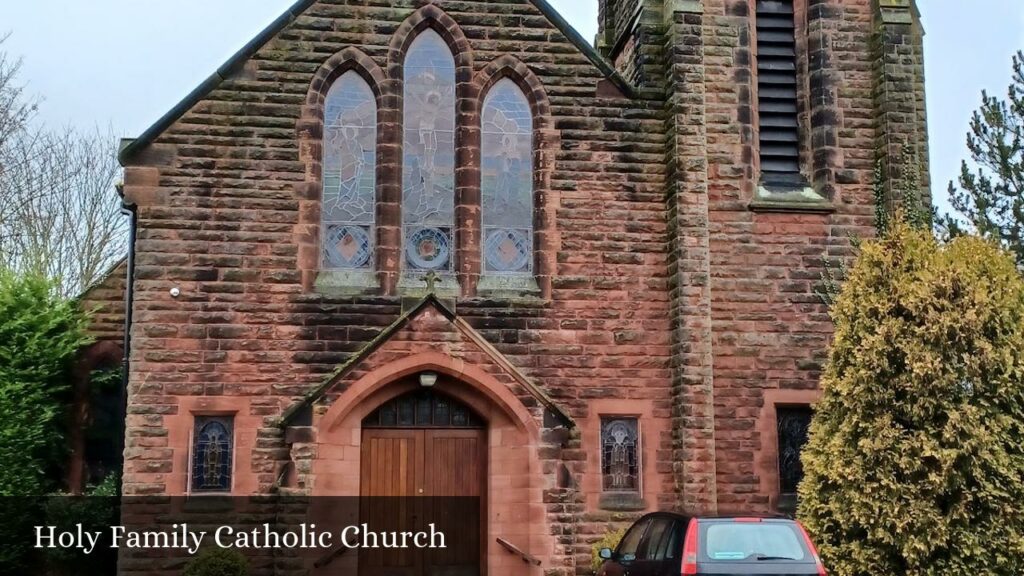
left=756, top=0, right=802, bottom=187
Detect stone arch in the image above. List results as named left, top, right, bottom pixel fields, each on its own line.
left=310, top=352, right=551, bottom=573
left=472, top=55, right=559, bottom=298
left=305, top=46, right=386, bottom=110
left=386, top=5, right=473, bottom=75
left=319, top=351, right=540, bottom=437
left=475, top=55, right=552, bottom=122
left=295, top=47, right=387, bottom=292
left=386, top=5, right=477, bottom=294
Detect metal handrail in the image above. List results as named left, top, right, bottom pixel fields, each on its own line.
left=496, top=537, right=541, bottom=566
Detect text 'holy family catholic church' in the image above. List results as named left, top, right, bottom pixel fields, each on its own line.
left=75, top=0, right=929, bottom=574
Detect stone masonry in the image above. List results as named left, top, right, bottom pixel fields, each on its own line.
left=111, top=0, right=928, bottom=573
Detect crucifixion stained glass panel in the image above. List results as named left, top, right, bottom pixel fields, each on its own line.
left=482, top=78, right=533, bottom=275
left=322, top=71, right=377, bottom=270
left=402, top=29, right=456, bottom=272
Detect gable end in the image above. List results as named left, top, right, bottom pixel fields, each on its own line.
left=117, top=0, right=637, bottom=165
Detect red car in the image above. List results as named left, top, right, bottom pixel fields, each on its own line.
left=597, top=513, right=826, bottom=576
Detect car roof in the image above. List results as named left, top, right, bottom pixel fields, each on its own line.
left=636, top=512, right=794, bottom=522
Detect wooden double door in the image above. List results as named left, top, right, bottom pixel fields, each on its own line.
left=361, top=429, right=485, bottom=497
left=359, top=392, right=486, bottom=576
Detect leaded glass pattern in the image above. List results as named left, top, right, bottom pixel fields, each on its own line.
left=363, top=389, right=483, bottom=428
left=191, top=416, right=233, bottom=492
left=322, top=71, right=376, bottom=270
left=601, top=417, right=639, bottom=492
left=777, top=406, right=813, bottom=495
left=481, top=78, right=533, bottom=274
left=402, top=30, right=456, bottom=271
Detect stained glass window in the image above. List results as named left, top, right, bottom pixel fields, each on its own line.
left=191, top=416, right=233, bottom=492
left=402, top=30, right=456, bottom=272
left=777, top=406, right=813, bottom=495
left=601, top=417, right=640, bottom=492
left=322, top=71, right=376, bottom=270
left=362, top=389, right=483, bottom=428
left=481, top=78, right=533, bottom=275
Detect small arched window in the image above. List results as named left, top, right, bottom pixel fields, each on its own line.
left=481, top=78, right=533, bottom=276
left=322, top=71, right=377, bottom=270
left=402, top=29, right=456, bottom=273
left=191, top=416, right=233, bottom=492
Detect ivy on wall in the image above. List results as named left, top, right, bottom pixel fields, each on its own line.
left=817, top=147, right=931, bottom=311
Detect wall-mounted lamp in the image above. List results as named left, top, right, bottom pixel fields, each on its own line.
left=419, top=371, right=438, bottom=388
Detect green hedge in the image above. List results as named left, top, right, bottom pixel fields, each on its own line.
left=183, top=547, right=249, bottom=576
left=0, top=269, right=91, bottom=496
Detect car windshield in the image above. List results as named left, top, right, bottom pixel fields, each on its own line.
left=703, top=522, right=807, bottom=562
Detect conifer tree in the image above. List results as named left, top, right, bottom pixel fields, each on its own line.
left=799, top=222, right=1024, bottom=575
left=941, top=51, right=1024, bottom=267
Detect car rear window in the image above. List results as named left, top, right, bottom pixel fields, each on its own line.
left=703, top=522, right=807, bottom=561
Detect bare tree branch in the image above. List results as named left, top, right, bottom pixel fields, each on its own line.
left=0, top=36, right=127, bottom=297
left=0, top=32, right=37, bottom=148
left=2, top=128, right=127, bottom=297
left=0, top=33, right=42, bottom=245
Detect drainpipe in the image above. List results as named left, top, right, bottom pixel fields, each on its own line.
left=118, top=197, right=137, bottom=490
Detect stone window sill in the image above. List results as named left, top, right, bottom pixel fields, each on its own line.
left=314, top=269, right=380, bottom=297
left=476, top=274, right=542, bottom=301
left=182, top=494, right=236, bottom=512
left=598, top=492, right=647, bottom=512
left=776, top=492, right=798, bottom=514
left=749, top=185, right=835, bottom=214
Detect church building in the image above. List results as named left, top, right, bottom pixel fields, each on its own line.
left=95, top=0, right=930, bottom=573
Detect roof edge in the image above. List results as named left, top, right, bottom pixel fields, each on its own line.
left=75, top=256, right=129, bottom=303
left=277, top=294, right=442, bottom=426
left=118, top=0, right=315, bottom=165
left=451, top=315, right=574, bottom=427
left=278, top=293, right=574, bottom=429
left=119, top=0, right=639, bottom=165
left=528, top=0, right=639, bottom=99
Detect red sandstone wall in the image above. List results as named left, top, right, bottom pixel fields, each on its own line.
left=117, top=3, right=672, bottom=567
left=699, top=0, right=876, bottom=512
left=78, top=259, right=127, bottom=344
left=116, top=0, right=921, bottom=571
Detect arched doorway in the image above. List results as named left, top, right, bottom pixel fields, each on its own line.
left=359, top=385, right=486, bottom=576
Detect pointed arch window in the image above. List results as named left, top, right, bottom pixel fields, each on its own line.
left=363, top=389, right=483, bottom=429
left=191, top=416, right=234, bottom=493
left=402, top=29, right=456, bottom=273
left=481, top=78, right=533, bottom=276
left=322, top=71, right=377, bottom=270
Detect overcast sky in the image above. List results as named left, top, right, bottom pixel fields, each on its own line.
left=4, top=1, right=1023, bottom=215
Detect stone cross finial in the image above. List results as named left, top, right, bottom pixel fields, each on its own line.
left=422, top=271, right=440, bottom=293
